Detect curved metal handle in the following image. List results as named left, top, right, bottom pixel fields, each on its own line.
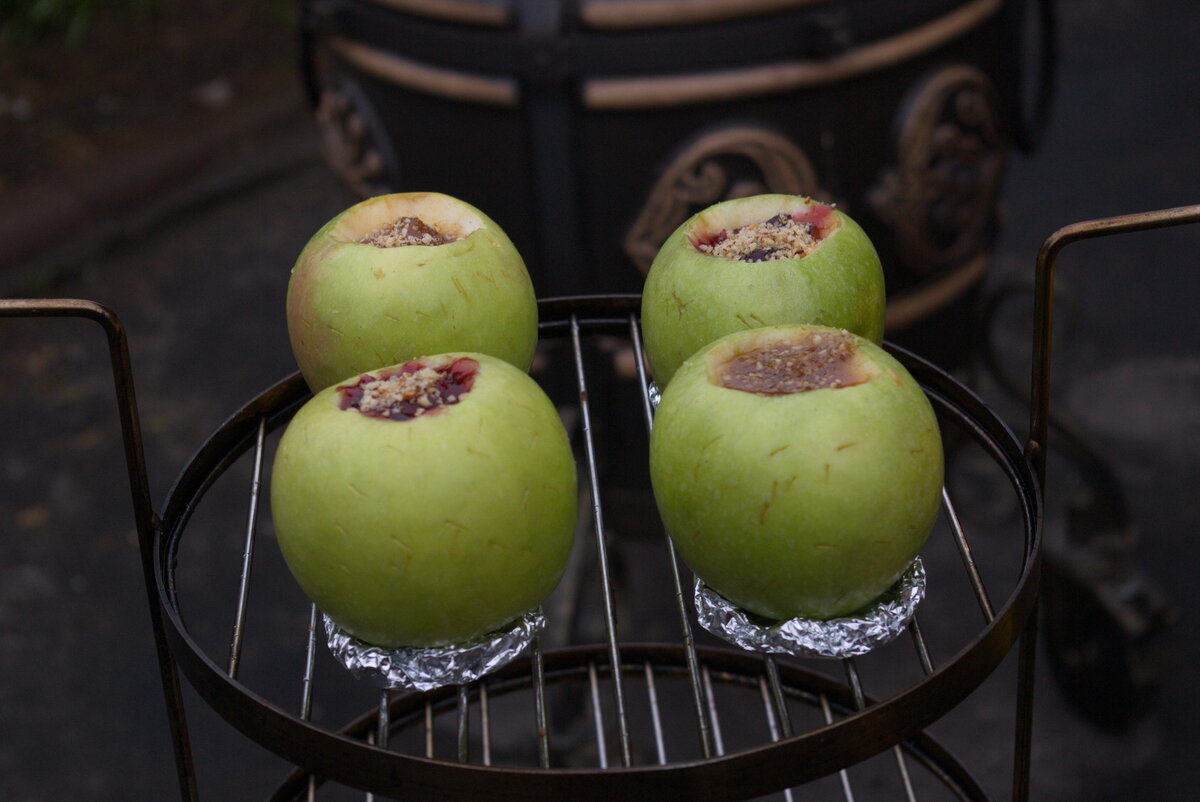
left=1014, top=203, right=1200, bottom=800
left=0, top=299, right=155, bottom=540
left=1026, top=204, right=1200, bottom=489
left=0, top=298, right=198, bottom=801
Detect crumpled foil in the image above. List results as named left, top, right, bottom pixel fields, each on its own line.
left=694, top=558, right=926, bottom=659
left=647, top=381, right=662, bottom=411
left=324, top=607, right=545, bottom=691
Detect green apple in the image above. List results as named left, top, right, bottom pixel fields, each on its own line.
left=269, top=352, right=577, bottom=648
left=641, top=194, right=886, bottom=387
left=287, top=192, right=539, bottom=392
left=649, top=325, right=943, bottom=621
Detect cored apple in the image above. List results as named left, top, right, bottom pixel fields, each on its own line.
left=641, top=194, right=886, bottom=387
left=649, top=325, right=943, bottom=621
left=287, top=192, right=539, bottom=392
left=270, top=352, right=577, bottom=648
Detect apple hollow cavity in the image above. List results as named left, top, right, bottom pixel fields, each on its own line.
left=640, top=194, right=886, bottom=388
left=713, top=328, right=872, bottom=394
left=358, top=215, right=461, bottom=248
left=331, top=192, right=484, bottom=245
left=287, top=192, right=538, bottom=393
left=337, top=357, right=477, bottom=420
left=270, top=352, right=578, bottom=648
left=649, top=325, right=943, bottom=621
left=692, top=205, right=840, bottom=263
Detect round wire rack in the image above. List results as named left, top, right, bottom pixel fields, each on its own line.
left=157, top=294, right=1039, bottom=801
left=5, top=205, right=1198, bottom=800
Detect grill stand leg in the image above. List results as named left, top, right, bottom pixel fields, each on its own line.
left=0, top=300, right=200, bottom=800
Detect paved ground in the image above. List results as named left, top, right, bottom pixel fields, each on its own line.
left=1, top=1, right=1198, bottom=799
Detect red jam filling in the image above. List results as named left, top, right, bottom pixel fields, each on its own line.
left=337, top=357, right=479, bottom=420
left=690, top=204, right=837, bottom=261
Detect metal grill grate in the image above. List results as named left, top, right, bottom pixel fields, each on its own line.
left=154, top=295, right=1039, bottom=801
left=5, top=206, right=1190, bottom=800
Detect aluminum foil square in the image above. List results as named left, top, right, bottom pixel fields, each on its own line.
left=324, top=607, right=545, bottom=691
left=694, top=558, right=926, bottom=659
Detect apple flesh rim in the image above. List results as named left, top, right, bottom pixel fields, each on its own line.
left=648, top=324, right=943, bottom=621
left=641, top=193, right=886, bottom=388
left=270, top=352, right=578, bottom=648
left=286, top=191, right=539, bottom=393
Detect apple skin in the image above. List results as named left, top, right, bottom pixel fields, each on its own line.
left=287, top=192, right=539, bottom=393
left=648, top=325, right=943, bottom=621
left=269, top=352, right=577, bottom=648
left=641, top=194, right=886, bottom=387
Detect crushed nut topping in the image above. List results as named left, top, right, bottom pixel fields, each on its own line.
left=717, top=330, right=868, bottom=394
left=338, top=358, right=478, bottom=420
left=359, top=215, right=457, bottom=248
left=698, top=213, right=822, bottom=262
left=358, top=368, right=449, bottom=415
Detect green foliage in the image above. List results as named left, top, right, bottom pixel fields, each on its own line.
left=1, top=0, right=162, bottom=49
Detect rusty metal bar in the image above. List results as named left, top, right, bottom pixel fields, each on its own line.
left=1028, top=204, right=1200, bottom=483
left=299, top=605, right=320, bottom=721
left=820, top=693, right=856, bottom=802
left=758, top=674, right=796, bottom=802
left=943, top=486, right=996, bottom=623
left=424, top=699, right=434, bottom=759
left=1015, top=202, right=1200, bottom=802
left=644, top=662, right=668, bottom=765
left=532, top=636, right=551, bottom=768
left=228, top=416, right=267, bottom=678
left=457, top=685, right=471, bottom=762
left=300, top=603, right=320, bottom=802
left=763, top=657, right=793, bottom=739
left=701, top=666, right=726, bottom=757
left=629, top=312, right=717, bottom=759
left=365, top=727, right=378, bottom=802
left=0, top=299, right=198, bottom=801
left=841, top=658, right=917, bottom=801
left=479, top=683, right=492, bottom=766
left=377, top=691, right=391, bottom=749
left=588, top=661, right=610, bottom=769
left=909, top=617, right=935, bottom=675
left=570, top=315, right=633, bottom=767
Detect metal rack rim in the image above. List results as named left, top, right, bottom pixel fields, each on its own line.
left=149, top=293, right=1041, bottom=800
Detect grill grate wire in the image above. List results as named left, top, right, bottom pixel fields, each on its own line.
left=31, top=260, right=1167, bottom=799
left=13, top=208, right=1200, bottom=799
left=212, top=306, right=1017, bottom=800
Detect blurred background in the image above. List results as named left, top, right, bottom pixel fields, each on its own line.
left=1, top=0, right=1198, bottom=798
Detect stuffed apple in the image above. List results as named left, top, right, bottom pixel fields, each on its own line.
left=270, top=352, right=577, bottom=647
left=641, top=194, right=885, bottom=387
left=649, top=324, right=942, bottom=621
left=286, top=192, right=538, bottom=392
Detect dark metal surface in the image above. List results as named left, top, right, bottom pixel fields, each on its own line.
left=270, top=643, right=992, bottom=802
left=298, top=0, right=1053, bottom=367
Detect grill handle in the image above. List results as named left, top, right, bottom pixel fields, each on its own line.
left=0, top=298, right=198, bottom=802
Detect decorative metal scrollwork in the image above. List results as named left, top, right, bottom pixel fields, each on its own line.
left=870, top=65, right=1008, bottom=276
left=624, top=126, right=824, bottom=274
left=315, top=81, right=397, bottom=200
